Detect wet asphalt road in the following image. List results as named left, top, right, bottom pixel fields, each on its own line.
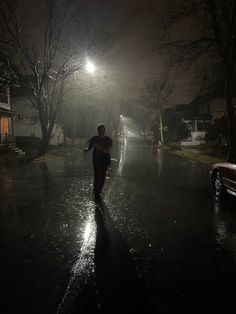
left=1, top=139, right=236, bottom=314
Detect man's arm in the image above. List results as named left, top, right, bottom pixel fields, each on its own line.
left=84, top=138, right=94, bottom=153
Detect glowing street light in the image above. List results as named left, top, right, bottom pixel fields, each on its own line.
left=85, top=61, right=95, bottom=74
left=120, top=114, right=123, bottom=118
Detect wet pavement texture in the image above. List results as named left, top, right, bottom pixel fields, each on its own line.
left=1, top=139, right=236, bottom=314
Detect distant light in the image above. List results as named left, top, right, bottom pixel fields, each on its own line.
left=85, top=61, right=95, bottom=74
left=120, top=115, right=123, bottom=118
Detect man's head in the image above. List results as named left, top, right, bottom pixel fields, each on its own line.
left=97, top=124, right=106, bottom=137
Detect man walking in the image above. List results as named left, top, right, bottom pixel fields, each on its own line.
left=84, top=124, right=112, bottom=203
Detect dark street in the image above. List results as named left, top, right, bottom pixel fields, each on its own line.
left=1, top=1, right=236, bottom=313
left=1, top=139, right=236, bottom=314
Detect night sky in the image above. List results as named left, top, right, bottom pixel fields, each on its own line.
left=15, top=0, right=195, bottom=106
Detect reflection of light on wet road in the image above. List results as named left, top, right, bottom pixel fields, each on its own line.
left=213, top=199, right=236, bottom=262
left=118, top=137, right=127, bottom=174
left=214, top=200, right=228, bottom=245
left=154, top=147, right=163, bottom=176
left=83, top=221, right=92, bottom=241
left=57, top=213, right=96, bottom=313
left=0, top=166, right=14, bottom=194
left=215, top=218, right=228, bottom=244
left=73, top=218, right=95, bottom=273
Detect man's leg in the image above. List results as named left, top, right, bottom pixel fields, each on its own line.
left=93, top=163, right=99, bottom=199
left=100, top=165, right=107, bottom=191
left=93, top=161, right=103, bottom=200
left=93, top=162, right=107, bottom=200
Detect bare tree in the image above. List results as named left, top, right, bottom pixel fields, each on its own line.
left=0, top=15, right=18, bottom=87
left=142, top=76, right=172, bottom=143
left=0, top=0, right=84, bottom=154
left=0, top=0, right=111, bottom=155
left=151, top=0, right=236, bottom=162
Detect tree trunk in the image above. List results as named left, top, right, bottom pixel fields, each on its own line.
left=159, top=111, right=164, bottom=144
left=38, top=130, right=51, bottom=156
left=143, top=127, right=146, bottom=138
left=38, top=134, right=50, bottom=156
left=225, top=78, right=236, bottom=163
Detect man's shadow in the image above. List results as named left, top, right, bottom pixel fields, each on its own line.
left=94, top=198, right=152, bottom=314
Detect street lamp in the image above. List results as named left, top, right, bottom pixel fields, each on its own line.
left=85, top=61, right=95, bottom=74
left=119, top=115, right=124, bottom=136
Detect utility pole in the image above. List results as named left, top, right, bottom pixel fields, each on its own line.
left=72, top=74, right=75, bottom=145
left=159, top=107, right=164, bottom=144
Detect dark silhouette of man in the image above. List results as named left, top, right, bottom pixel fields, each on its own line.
left=84, top=124, right=112, bottom=202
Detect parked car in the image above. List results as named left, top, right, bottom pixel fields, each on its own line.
left=211, top=162, right=236, bottom=198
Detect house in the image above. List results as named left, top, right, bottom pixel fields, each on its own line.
left=169, top=80, right=235, bottom=145
left=11, top=88, right=64, bottom=146
left=174, top=101, right=212, bottom=144
left=0, top=86, right=15, bottom=145
left=209, top=98, right=227, bottom=120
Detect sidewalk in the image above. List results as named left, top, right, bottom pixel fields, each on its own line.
left=165, top=144, right=226, bottom=166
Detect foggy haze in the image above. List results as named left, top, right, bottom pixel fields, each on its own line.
left=14, top=0, right=196, bottom=106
